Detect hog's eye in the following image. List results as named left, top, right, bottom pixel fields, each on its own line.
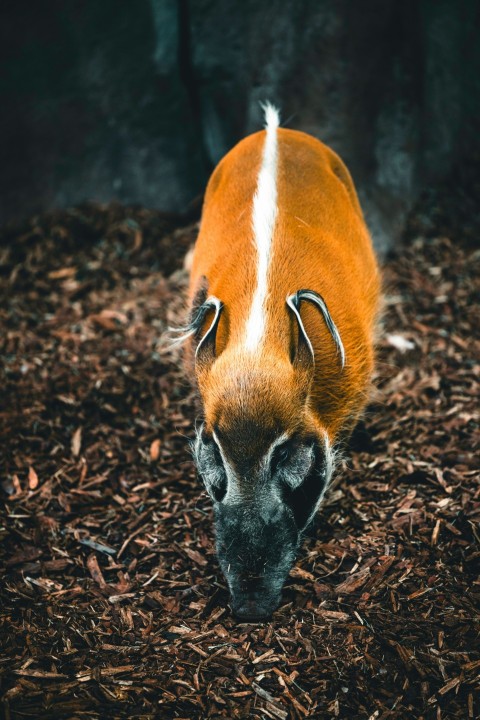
left=281, top=442, right=329, bottom=529
left=270, top=440, right=293, bottom=475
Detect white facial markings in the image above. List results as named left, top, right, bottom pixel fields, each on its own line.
left=212, top=430, right=226, bottom=460
left=212, top=430, right=241, bottom=504
left=303, top=432, right=337, bottom=527
left=206, top=427, right=337, bottom=526
left=262, top=432, right=290, bottom=470
left=323, top=432, right=335, bottom=487
left=244, top=102, right=280, bottom=351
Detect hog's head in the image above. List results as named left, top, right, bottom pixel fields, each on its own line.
left=187, top=291, right=343, bottom=620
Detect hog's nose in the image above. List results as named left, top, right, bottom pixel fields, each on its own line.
left=233, top=598, right=273, bottom=622
left=231, top=588, right=280, bottom=622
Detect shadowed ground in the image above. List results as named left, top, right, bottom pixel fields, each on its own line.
left=0, top=201, right=478, bottom=719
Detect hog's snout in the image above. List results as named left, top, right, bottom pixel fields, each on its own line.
left=214, top=502, right=299, bottom=621
left=230, top=578, right=282, bottom=621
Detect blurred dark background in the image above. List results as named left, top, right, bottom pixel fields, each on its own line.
left=1, top=0, right=479, bottom=252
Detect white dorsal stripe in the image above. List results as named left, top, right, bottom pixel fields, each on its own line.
left=244, top=102, right=280, bottom=351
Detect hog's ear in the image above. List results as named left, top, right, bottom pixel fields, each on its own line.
left=286, top=292, right=315, bottom=373
left=193, top=296, right=223, bottom=372
left=166, top=279, right=223, bottom=372
left=286, top=290, right=345, bottom=372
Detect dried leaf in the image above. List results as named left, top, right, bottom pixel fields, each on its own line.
left=28, top=466, right=38, bottom=490
left=1, top=204, right=478, bottom=720
left=149, top=438, right=161, bottom=461
left=71, top=427, right=82, bottom=457
left=184, top=548, right=208, bottom=566
left=86, top=553, right=107, bottom=589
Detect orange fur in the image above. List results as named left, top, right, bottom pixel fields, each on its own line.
left=188, top=127, right=380, bottom=451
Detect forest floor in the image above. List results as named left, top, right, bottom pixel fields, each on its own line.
left=0, top=198, right=479, bottom=719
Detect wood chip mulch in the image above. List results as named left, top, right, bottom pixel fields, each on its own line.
left=0, top=202, right=478, bottom=719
